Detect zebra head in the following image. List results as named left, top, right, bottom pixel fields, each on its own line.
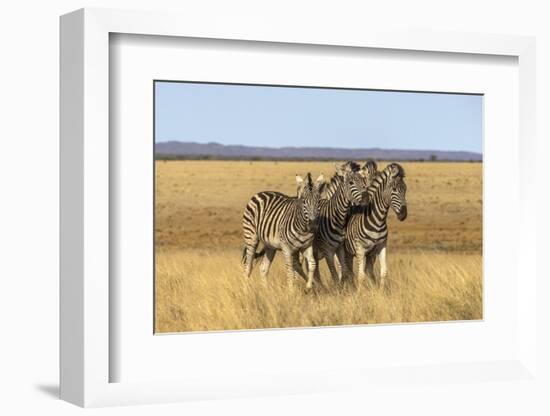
left=296, top=172, right=324, bottom=230
left=360, top=159, right=379, bottom=186
left=335, top=162, right=369, bottom=206
left=385, top=163, right=408, bottom=221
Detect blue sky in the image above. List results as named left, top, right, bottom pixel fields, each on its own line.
left=155, top=81, right=483, bottom=153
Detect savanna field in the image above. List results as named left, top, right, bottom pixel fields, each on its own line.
left=155, top=160, right=482, bottom=333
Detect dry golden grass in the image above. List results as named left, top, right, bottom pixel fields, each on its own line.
left=155, top=160, right=483, bottom=333
left=156, top=249, right=482, bottom=332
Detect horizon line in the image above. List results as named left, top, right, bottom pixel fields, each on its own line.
left=156, top=140, right=483, bottom=155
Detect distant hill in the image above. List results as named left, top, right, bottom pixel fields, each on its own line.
left=155, top=141, right=482, bottom=162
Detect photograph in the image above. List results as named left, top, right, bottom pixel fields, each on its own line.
left=154, top=81, right=483, bottom=333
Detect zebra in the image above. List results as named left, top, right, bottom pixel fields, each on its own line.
left=360, top=159, right=379, bottom=185
left=348, top=158, right=390, bottom=286
left=308, top=162, right=369, bottom=284
left=340, top=163, right=408, bottom=289
left=241, top=172, right=325, bottom=290
left=322, top=159, right=377, bottom=199
left=305, top=159, right=378, bottom=284
left=321, top=161, right=360, bottom=199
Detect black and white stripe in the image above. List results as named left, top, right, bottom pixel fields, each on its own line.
left=322, top=161, right=358, bottom=199
left=242, top=173, right=324, bottom=289
left=341, top=163, right=408, bottom=288
left=322, top=160, right=378, bottom=200
left=311, top=162, right=369, bottom=283
left=360, top=159, right=378, bottom=185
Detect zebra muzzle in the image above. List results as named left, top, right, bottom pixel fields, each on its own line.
left=397, top=206, right=408, bottom=221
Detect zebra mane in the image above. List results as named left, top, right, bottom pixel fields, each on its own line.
left=359, top=163, right=406, bottom=205
left=363, top=159, right=378, bottom=171
left=342, top=160, right=361, bottom=173
left=322, top=161, right=362, bottom=199
left=329, top=173, right=341, bottom=186
left=321, top=174, right=342, bottom=199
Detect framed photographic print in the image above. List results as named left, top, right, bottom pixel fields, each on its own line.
left=153, top=80, right=483, bottom=334
left=60, top=7, right=538, bottom=408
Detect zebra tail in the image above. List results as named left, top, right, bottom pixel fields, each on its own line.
left=241, top=246, right=266, bottom=264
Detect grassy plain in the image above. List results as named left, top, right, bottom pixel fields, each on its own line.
left=155, top=160, right=482, bottom=333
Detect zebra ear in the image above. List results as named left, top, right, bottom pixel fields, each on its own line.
left=315, top=174, right=326, bottom=194
left=334, top=163, right=345, bottom=177
left=296, top=175, right=305, bottom=197
left=315, top=173, right=325, bottom=188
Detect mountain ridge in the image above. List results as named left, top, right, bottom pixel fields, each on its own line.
left=155, top=141, right=482, bottom=161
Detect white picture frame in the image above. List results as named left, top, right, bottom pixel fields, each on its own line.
left=60, top=7, right=538, bottom=408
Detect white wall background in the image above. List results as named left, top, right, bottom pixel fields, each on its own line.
left=1, top=1, right=548, bottom=415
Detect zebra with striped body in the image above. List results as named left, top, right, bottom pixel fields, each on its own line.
left=310, top=160, right=378, bottom=284
left=310, top=162, right=369, bottom=284
left=359, top=159, right=388, bottom=286
left=341, top=163, right=407, bottom=288
left=242, top=173, right=324, bottom=290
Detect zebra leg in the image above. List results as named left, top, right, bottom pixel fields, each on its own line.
left=259, top=247, right=276, bottom=278
left=356, top=246, right=367, bottom=288
left=292, top=253, right=308, bottom=281
left=282, top=247, right=297, bottom=287
left=312, top=254, right=325, bottom=289
left=243, top=241, right=259, bottom=279
left=337, top=245, right=354, bottom=283
left=365, top=252, right=377, bottom=287
left=325, top=251, right=341, bottom=285
left=312, top=250, right=325, bottom=287
left=333, top=254, right=343, bottom=281
left=302, top=245, right=317, bottom=291
left=379, top=245, right=388, bottom=289
left=313, top=266, right=322, bottom=286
